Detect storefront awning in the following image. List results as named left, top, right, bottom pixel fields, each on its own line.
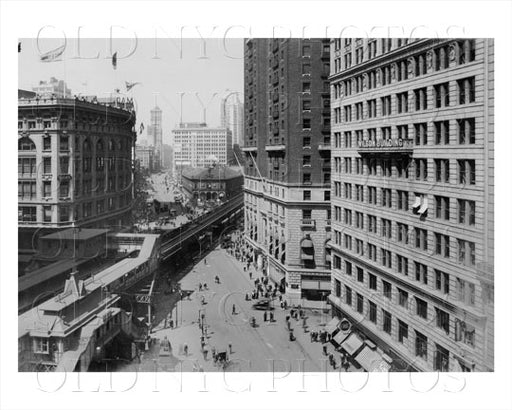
left=300, top=253, right=314, bottom=260
left=333, top=330, right=350, bottom=346
left=418, top=197, right=428, bottom=214
left=354, top=346, right=391, bottom=372
left=340, top=333, right=365, bottom=356
left=324, top=317, right=340, bottom=335
left=301, top=239, right=314, bottom=248
left=269, top=268, right=285, bottom=284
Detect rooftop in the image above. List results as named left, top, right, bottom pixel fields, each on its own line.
left=41, top=228, right=110, bottom=241
left=182, top=165, right=243, bottom=181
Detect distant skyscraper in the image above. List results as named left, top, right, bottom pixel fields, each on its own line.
left=221, top=94, right=244, bottom=147
left=148, top=105, right=163, bottom=168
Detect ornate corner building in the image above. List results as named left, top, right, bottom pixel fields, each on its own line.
left=242, top=38, right=332, bottom=306
left=18, top=96, right=137, bottom=247
left=329, top=38, right=494, bottom=371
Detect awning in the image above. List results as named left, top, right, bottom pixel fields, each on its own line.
left=333, top=331, right=350, bottom=346
left=301, top=239, right=314, bottom=248
left=340, top=333, right=365, bottom=356
left=300, top=253, right=314, bottom=260
left=418, top=197, right=428, bottom=214
left=354, top=346, right=391, bottom=372
left=324, top=317, right=340, bottom=335
left=412, top=195, right=422, bottom=208
left=269, top=268, right=285, bottom=284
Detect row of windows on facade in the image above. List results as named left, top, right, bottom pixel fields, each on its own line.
left=18, top=155, right=131, bottom=177
left=332, top=277, right=475, bottom=371
left=333, top=38, right=412, bottom=53
left=333, top=193, right=475, bottom=229
left=18, top=195, right=130, bottom=223
left=268, top=96, right=330, bottom=116
left=18, top=175, right=131, bottom=200
left=18, top=135, right=131, bottom=153
left=333, top=39, right=476, bottom=79
left=18, top=117, right=132, bottom=133
left=332, top=221, right=477, bottom=268
left=333, top=77, right=476, bottom=125
left=333, top=117, right=476, bottom=147
left=333, top=255, right=481, bottom=313
left=267, top=42, right=330, bottom=61
left=332, top=157, right=476, bottom=185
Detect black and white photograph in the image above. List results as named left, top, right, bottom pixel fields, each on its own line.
left=1, top=1, right=512, bottom=410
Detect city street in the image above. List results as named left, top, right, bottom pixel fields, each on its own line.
left=118, top=243, right=357, bottom=372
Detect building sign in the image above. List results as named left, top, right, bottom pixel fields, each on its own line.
left=358, top=138, right=413, bottom=149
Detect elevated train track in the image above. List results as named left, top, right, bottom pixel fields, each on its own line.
left=159, top=193, right=244, bottom=261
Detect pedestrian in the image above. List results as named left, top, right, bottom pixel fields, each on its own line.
left=184, top=343, right=188, bottom=356
left=263, top=311, right=267, bottom=322
left=232, top=304, right=236, bottom=315
left=170, top=319, right=174, bottom=329
left=204, top=259, right=207, bottom=265
left=249, top=271, right=253, bottom=280
left=228, top=343, right=233, bottom=354
left=199, top=283, right=203, bottom=291
left=323, top=345, right=328, bottom=356
left=270, top=312, right=274, bottom=322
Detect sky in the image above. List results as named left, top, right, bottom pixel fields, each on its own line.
left=18, top=38, right=244, bottom=145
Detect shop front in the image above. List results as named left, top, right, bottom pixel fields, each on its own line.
left=300, top=274, right=331, bottom=301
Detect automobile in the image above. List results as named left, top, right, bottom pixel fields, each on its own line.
left=252, top=299, right=274, bottom=311
left=159, top=337, right=171, bottom=357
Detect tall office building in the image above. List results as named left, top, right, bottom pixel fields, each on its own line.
left=221, top=94, right=244, bottom=147
left=329, top=38, right=494, bottom=371
left=242, top=38, right=332, bottom=305
left=148, top=105, right=163, bottom=168
left=172, top=122, right=233, bottom=173
left=18, top=93, right=137, bottom=247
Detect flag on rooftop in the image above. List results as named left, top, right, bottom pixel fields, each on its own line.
left=125, top=81, right=141, bottom=92
left=18, top=42, right=21, bottom=53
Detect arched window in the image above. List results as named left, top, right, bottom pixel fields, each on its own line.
left=300, top=235, right=315, bottom=269
left=18, top=137, right=35, bottom=151
left=83, top=139, right=91, bottom=152
left=108, top=140, right=115, bottom=151
left=96, top=139, right=104, bottom=152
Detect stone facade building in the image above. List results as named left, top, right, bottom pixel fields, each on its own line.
left=329, top=38, right=494, bottom=371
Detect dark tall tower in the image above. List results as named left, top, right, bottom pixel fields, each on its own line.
left=242, top=38, right=332, bottom=305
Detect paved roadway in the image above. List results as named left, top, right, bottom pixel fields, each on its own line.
left=115, top=244, right=359, bottom=372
